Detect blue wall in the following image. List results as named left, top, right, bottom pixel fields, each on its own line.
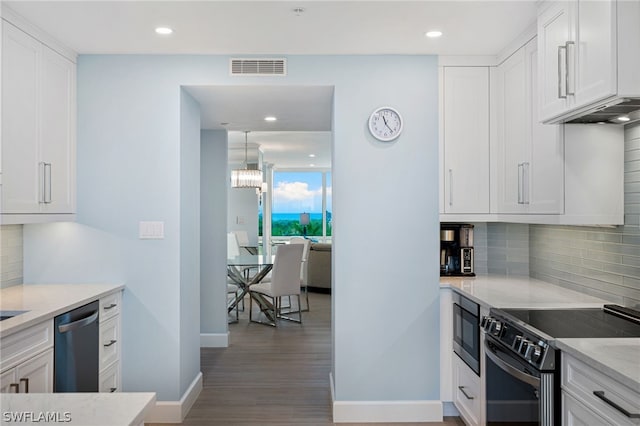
left=24, top=54, right=440, bottom=404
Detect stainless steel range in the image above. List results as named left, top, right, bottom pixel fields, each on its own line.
left=481, top=304, right=640, bottom=425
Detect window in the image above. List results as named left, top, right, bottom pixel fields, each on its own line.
left=261, top=171, right=331, bottom=240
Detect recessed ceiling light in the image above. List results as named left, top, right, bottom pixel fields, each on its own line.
left=309, top=163, right=315, bottom=167
left=264, top=116, right=277, bottom=122
left=617, top=115, right=631, bottom=122
left=155, top=27, right=173, bottom=35
left=425, top=31, right=443, bottom=38
left=309, top=154, right=316, bottom=158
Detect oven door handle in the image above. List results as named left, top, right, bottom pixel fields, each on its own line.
left=485, top=341, right=540, bottom=388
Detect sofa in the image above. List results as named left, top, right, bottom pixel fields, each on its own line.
left=306, top=243, right=332, bottom=293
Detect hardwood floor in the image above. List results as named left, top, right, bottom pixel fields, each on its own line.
left=149, top=292, right=464, bottom=426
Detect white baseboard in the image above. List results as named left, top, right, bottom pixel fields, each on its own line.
left=145, top=372, right=203, bottom=423
left=330, top=373, right=443, bottom=423
left=200, top=332, right=229, bottom=347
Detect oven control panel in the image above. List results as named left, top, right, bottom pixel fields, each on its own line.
left=481, top=314, right=556, bottom=371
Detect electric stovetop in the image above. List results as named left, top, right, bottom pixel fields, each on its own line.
left=498, top=305, right=640, bottom=339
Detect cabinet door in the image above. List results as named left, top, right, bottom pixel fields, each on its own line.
left=0, top=368, right=18, bottom=393
left=442, top=67, right=490, bottom=214
left=14, top=349, right=54, bottom=393
left=538, top=1, right=572, bottom=122
left=40, top=46, right=76, bottom=214
left=496, top=47, right=528, bottom=213
left=572, top=0, right=616, bottom=109
left=453, top=354, right=482, bottom=426
left=1, top=23, right=41, bottom=214
left=527, top=41, right=565, bottom=214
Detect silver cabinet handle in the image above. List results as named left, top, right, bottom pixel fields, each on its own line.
left=39, top=162, right=46, bottom=203
left=44, top=163, right=52, bottom=204
left=557, top=45, right=567, bottom=99
left=565, top=41, right=575, bottom=96
left=104, top=339, right=117, bottom=348
left=10, top=383, right=19, bottom=393
left=19, top=378, right=29, bottom=393
left=458, top=386, right=474, bottom=400
left=103, top=303, right=117, bottom=310
left=448, top=169, right=453, bottom=206
left=593, top=391, right=640, bottom=419
left=517, top=163, right=523, bottom=204
left=523, top=162, right=530, bottom=205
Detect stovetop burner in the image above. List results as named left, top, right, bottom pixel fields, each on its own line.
left=498, top=305, right=640, bottom=339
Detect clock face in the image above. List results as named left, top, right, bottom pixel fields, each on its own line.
left=368, top=107, right=403, bottom=141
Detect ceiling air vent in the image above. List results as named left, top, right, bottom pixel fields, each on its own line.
left=230, top=58, right=287, bottom=76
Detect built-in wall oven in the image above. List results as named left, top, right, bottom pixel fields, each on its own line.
left=452, top=292, right=480, bottom=376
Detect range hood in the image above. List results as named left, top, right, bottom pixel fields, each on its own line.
left=565, top=98, right=640, bottom=125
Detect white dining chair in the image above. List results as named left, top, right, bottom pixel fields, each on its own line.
left=249, top=243, right=304, bottom=327
left=288, top=236, right=311, bottom=312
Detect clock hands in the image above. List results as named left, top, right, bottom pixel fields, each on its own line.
left=382, top=115, right=394, bottom=132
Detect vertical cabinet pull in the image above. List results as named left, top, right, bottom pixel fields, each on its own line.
left=448, top=169, right=453, bottom=206
left=565, top=41, right=575, bottom=96
left=19, top=378, right=29, bottom=393
left=9, top=383, right=19, bottom=393
left=523, top=162, right=530, bottom=205
left=557, top=45, right=567, bottom=99
left=44, top=163, right=52, bottom=204
left=517, top=163, right=523, bottom=204
left=39, top=162, right=46, bottom=203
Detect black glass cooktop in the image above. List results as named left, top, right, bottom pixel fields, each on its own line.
left=498, top=305, right=640, bottom=339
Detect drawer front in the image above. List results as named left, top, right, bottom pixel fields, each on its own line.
left=0, top=320, right=53, bottom=372
left=563, top=391, right=611, bottom=426
left=453, top=354, right=481, bottom=426
left=99, top=316, right=120, bottom=371
left=563, top=354, right=640, bottom=426
left=99, top=362, right=119, bottom=393
left=99, top=291, right=121, bottom=322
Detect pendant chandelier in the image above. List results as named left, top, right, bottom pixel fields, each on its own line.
left=231, top=131, right=262, bottom=189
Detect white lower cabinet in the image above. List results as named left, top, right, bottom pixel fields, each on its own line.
left=99, top=291, right=122, bottom=392
left=0, top=347, right=53, bottom=394
left=562, top=353, right=640, bottom=426
left=453, top=354, right=482, bottom=426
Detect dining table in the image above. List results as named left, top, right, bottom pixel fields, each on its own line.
left=227, top=254, right=275, bottom=321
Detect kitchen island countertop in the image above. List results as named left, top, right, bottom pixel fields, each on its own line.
left=0, top=283, right=124, bottom=338
left=0, top=392, right=155, bottom=426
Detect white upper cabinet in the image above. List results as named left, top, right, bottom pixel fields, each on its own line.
left=537, top=0, right=640, bottom=124
left=496, top=38, right=564, bottom=215
left=441, top=67, right=490, bottom=215
left=1, top=20, right=76, bottom=222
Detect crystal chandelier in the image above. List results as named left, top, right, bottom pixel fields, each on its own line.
left=231, top=131, right=262, bottom=189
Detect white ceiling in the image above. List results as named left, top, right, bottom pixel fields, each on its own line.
left=4, top=0, right=538, bottom=169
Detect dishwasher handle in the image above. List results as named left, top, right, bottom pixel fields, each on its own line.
left=57, top=310, right=99, bottom=333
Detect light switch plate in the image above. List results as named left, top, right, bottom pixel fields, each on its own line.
left=139, top=221, right=165, bottom=239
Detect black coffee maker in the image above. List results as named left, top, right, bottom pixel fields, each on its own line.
left=440, top=223, right=474, bottom=276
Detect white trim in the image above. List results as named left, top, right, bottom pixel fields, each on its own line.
left=1, top=5, right=77, bottom=62
left=332, top=399, right=443, bottom=423
left=146, top=372, right=203, bottom=423
left=200, top=332, right=229, bottom=348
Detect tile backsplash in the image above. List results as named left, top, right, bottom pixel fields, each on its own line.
left=0, top=225, right=24, bottom=288
left=473, top=222, right=529, bottom=276
left=530, top=123, right=640, bottom=308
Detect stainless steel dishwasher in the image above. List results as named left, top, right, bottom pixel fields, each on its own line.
left=54, top=300, right=99, bottom=392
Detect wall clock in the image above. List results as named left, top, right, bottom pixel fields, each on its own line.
left=368, top=106, right=403, bottom=142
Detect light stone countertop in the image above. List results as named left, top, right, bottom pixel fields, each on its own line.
left=555, top=338, right=640, bottom=394
left=0, top=392, right=156, bottom=425
left=0, top=284, right=124, bottom=337
left=440, top=274, right=610, bottom=309
left=440, top=275, right=640, bottom=398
